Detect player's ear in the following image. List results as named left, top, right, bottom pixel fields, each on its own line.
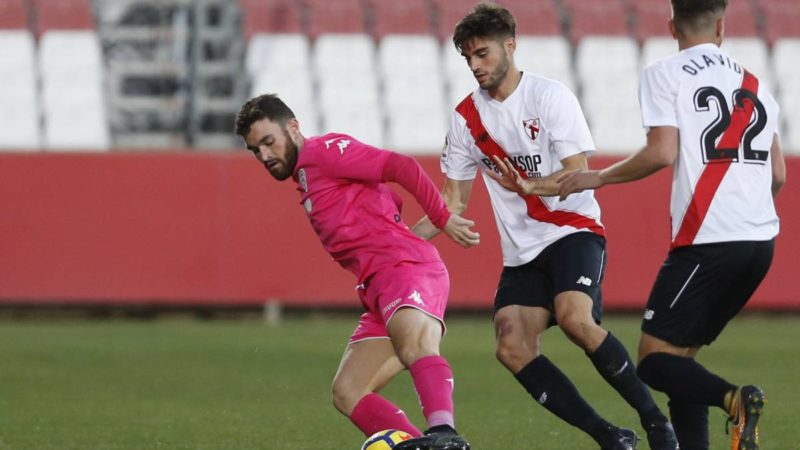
left=287, top=118, right=301, bottom=140
left=668, top=19, right=678, bottom=39
left=716, top=16, right=725, bottom=42
left=505, top=36, right=516, bottom=53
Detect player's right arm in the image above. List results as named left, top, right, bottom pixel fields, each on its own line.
left=771, top=133, right=786, bottom=198
left=556, top=126, right=678, bottom=200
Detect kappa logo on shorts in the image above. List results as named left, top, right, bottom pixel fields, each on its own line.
left=643, top=309, right=655, bottom=320
left=408, top=290, right=424, bottom=306
left=576, top=276, right=593, bottom=286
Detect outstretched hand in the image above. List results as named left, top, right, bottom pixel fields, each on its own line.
left=442, top=213, right=480, bottom=248
left=557, top=170, right=603, bottom=201
left=484, top=155, right=531, bottom=195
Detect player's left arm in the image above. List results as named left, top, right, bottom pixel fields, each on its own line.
left=557, top=126, right=678, bottom=200
left=771, top=133, right=786, bottom=198
left=485, top=152, right=587, bottom=196
left=383, top=153, right=480, bottom=248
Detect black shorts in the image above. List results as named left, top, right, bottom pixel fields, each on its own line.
left=641, top=239, right=774, bottom=347
left=494, top=232, right=606, bottom=325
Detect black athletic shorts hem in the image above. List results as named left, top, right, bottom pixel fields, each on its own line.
left=494, top=232, right=606, bottom=326
left=641, top=239, right=774, bottom=347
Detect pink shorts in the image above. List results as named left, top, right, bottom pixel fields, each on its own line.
left=349, top=261, right=450, bottom=344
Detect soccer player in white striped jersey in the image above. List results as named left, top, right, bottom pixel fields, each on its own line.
left=413, top=3, right=677, bottom=450
left=559, top=1, right=786, bottom=449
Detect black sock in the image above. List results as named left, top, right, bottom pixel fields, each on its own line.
left=637, top=352, right=736, bottom=409
left=515, top=355, right=613, bottom=445
left=588, top=333, right=666, bottom=428
left=668, top=400, right=709, bottom=450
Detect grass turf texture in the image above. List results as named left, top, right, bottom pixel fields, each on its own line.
left=0, top=314, right=796, bottom=449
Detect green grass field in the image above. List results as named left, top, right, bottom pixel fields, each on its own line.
left=0, top=314, right=797, bottom=450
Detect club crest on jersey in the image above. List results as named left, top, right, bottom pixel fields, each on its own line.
left=298, top=168, right=308, bottom=192
left=523, top=118, right=540, bottom=141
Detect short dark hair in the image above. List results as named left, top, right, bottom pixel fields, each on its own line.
left=452, top=2, right=515, bottom=52
left=671, top=0, right=728, bottom=34
left=234, top=94, right=295, bottom=137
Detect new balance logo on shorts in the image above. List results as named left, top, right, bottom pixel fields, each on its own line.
left=538, top=392, right=548, bottom=404
left=576, top=276, right=592, bottom=286
left=643, top=309, right=655, bottom=320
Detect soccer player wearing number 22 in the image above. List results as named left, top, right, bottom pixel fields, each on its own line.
left=235, top=95, right=476, bottom=450
left=559, top=1, right=786, bottom=450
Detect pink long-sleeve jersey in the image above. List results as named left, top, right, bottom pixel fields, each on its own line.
left=291, top=133, right=451, bottom=283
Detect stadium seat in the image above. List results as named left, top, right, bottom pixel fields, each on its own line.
left=31, top=0, right=94, bottom=35
left=780, top=91, right=800, bottom=154
left=0, top=31, right=40, bottom=149
left=516, top=36, right=575, bottom=92
left=562, top=0, right=628, bottom=43
left=721, top=38, right=773, bottom=91
left=640, top=37, right=677, bottom=68
left=630, top=0, right=672, bottom=41
left=773, top=38, right=800, bottom=154
left=42, top=94, right=110, bottom=150
left=39, top=31, right=103, bottom=86
left=239, top=0, right=302, bottom=38
left=576, top=36, right=639, bottom=86
left=314, top=34, right=383, bottom=145
left=305, top=0, right=365, bottom=38
left=39, top=31, right=110, bottom=149
left=379, top=35, right=447, bottom=153
left=0, top=0, right=28, bottom=29
left=720, top=0, right=758, bottom=37
left=246, top=33, right=310, bottom=76
left=588, top=100, right=647, bottom=154
left=773, top=38, right=800, bottom=93
left=386, top=109, right=448, bottom=154
left=379, top=35, right=443, bottom=108
left=759, top=0, right=800, bottom=44
left=369, top=0, right=432, bottom=38
left=250, top=69, right=318, bottom=136
left=442, top=39, right=478, bottom=108
left=577, top=36, right=642, bottom=153
left=322, top=104, right=384, bottom=148
left=314, top=34, right=375, bottom=76
left=496, top=0, right=561, bottom=36
left=431, top=0, right=476, bottom=41
left=246, top=34, right=312, bottom=131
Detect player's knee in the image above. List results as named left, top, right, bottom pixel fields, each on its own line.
left=394, top=341, right=438, bottom=367
left=495, top=335, right=537, bottom=371
left=331, top=375, right=361, bottom=414
left=556, top=311, right=596, bottom=346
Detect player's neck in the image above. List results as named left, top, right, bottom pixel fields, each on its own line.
left=677, top=35, right=721, bottom=51
left=488, top=69, right=522, bottom=102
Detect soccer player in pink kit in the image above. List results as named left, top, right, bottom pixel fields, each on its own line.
left=235, top=94, right=476, bottom=450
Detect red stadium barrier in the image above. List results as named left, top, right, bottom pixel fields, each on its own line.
left=0, top=152, right=797, bottom=310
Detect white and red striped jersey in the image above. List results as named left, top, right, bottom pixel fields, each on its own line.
left=442, top=72, right=604, bottom=267
left=639, top=43, right=780, bottom=248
